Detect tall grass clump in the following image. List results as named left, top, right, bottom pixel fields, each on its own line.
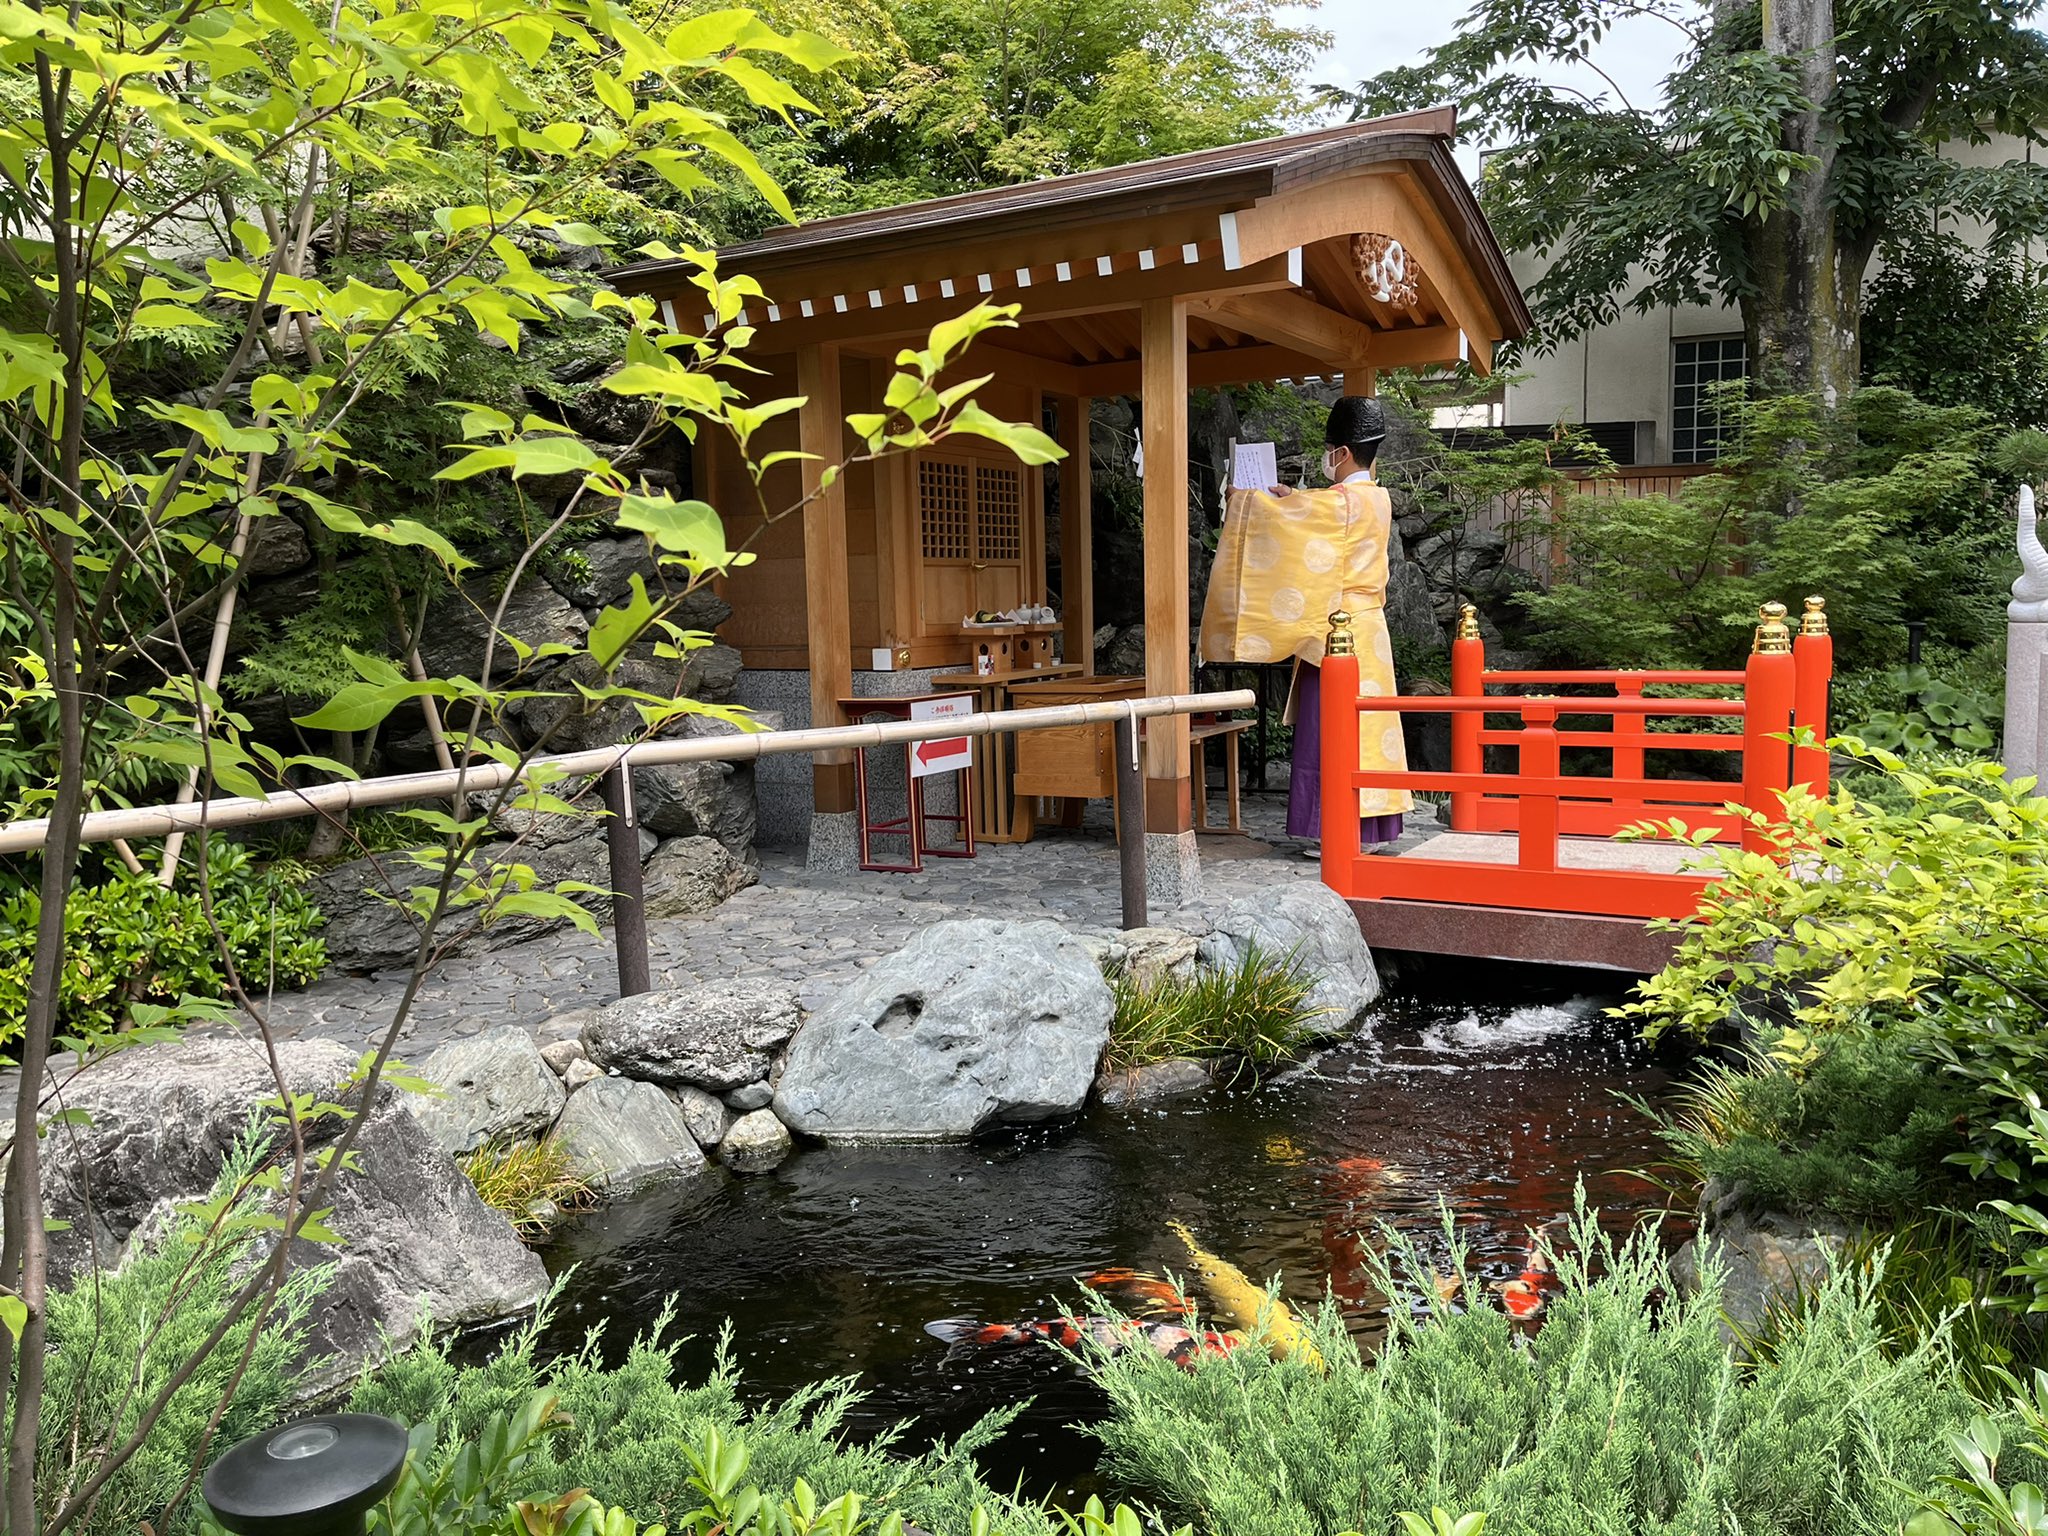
left=1106, top=942, right=1323, bottom=1082
left=36, top=1126, right=327, bottom=1536
left=1081, top=1206, right=2009, bottom=1536
left=461, top=1136, right=594, bottom=1238
left=349, top=1294, right=1060, bottom=1536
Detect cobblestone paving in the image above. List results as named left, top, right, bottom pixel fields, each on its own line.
left=252, top=790, right=1444, bottom=1057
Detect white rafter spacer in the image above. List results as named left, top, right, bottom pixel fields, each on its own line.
left=1181, top=243, right=1200, bottom=264
left=1096, top=255, right=1115, bottom=277
left=800, top=299, right=815, bottom=317
left=1014, top=267, right=1032, bottom=287
left=940, top=278, right=956, bottom=298
left=766, top=304, right=781, bottom=323
left=1138, top=249, right=1156, bottom=270
left=833, top=294, right=849, bottom=313
left=658, top=299, right=678, bottom=331
left=867, top=289, right=884, bottom=308
left=977, top=273, right=994, bottom=293
left=1055, top=261, right=1071, bottom=281
left=1287, top=247, right=1303, bottom=285
left=1219, top=211, right=1242, bottom=270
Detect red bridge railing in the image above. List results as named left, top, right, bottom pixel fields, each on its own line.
left=1319, top=598, right=1833, bottom=922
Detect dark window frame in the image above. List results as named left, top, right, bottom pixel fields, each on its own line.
left=1671, top=336, right=1747, bottom=463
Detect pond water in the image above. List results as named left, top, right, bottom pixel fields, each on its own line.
left=532, top=959, right=1693, bottom=1502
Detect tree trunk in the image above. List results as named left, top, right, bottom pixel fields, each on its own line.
left=1741, top=0, right=1862, bottom=405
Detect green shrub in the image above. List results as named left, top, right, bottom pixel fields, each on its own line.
left=1657, top=1034, right=1977, bottom=1219
left=36, top=1125, right=327, bottom=1536
left=0, top=840, right=325, bottom=1042
left=1083, top=1209, right=1998, bottom=1536
left=1106, top=943, right=1322, bottom=1081
left=348, top=1300, right=1060, bottom=1536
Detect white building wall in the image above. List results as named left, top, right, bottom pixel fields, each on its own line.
left=1500, top=132, right=2039, bottom=463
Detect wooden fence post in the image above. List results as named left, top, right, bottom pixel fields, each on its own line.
left=1741, top=602, right=1797, bottom=854
left=1449, top=603, right=1484, bottom=831
left=1517, top=701, right=1560, bottom=874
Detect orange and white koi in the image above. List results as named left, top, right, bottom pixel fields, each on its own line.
left=923, top=1315, right=1239, bottom=1370
left=1492, top=1222, right=1557, bottom=1321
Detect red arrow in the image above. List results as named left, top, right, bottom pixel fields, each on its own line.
left=916, top=737, right=967, bottom=764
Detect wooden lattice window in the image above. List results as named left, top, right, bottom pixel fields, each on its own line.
left=919, top=458, right=971, bottom=559
left=975, top=464, right=1022, bottom=562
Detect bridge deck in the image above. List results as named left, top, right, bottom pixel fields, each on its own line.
left=1347, top=828, right=1703, bottom=973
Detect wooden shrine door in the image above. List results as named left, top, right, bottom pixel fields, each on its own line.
left=917, top=451, right=1027, bottom=632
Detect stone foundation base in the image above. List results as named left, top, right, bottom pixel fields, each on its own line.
left=1144, top=829, right=1201, bottom=912
left=806, top=812, right=860, bottom=873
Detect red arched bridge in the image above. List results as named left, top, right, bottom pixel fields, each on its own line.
left=1318, top=598, right=1833, bottom=972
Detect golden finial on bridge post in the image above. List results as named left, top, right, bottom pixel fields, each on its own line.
left=1456, top=602, right=1480, bottom=641
left=1326, top=610, right=1356, bottom=657
left=1752, top=601, right=1792, bottom=655
left=1800, top=595, right=1828, bottom=636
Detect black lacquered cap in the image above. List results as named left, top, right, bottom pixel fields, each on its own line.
left=202, top=1414, right=409, bottom=1536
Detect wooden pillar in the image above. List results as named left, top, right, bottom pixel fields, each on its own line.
left=1140, top=298, right=1191, bottom=833
left=1060, top=395, right=1094, bottom=673
left=1344, top=364, right=1376, bottom=399
left=798, top=342, right=854, bottom=814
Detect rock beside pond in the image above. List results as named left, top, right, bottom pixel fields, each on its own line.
left=539, top=1039, right=586, bottom=1076
left=1095, top=1058, right=1212, bottom=1108
left=32, top=1036, right=546, bottom=1391
left=774, top=918, right=1112, bottom=1141
left=719, top=1109, right=792, bottom=1173
left=1200, top=882, right=1380, bottom=1038
left=562, top=1058, right=603, bottom=1090
left=554, top=1076, right=709, bottom=1195
left=410, top=1027, right=565, bottom=1155
left=723, top=1081, right=774, bottom=1112
left=294, top=1094, right=550, bottom=1396
left=581, top=980, right=801, bottom=1091
left=1671, top=1180, right=1854, bottom=1343
left=674, top=1084, right=734, bottom=1147
left=1111, top=927, right=1202, bottom=988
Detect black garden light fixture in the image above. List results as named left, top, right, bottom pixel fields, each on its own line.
left=202, top=1414, right=408, bottom=1536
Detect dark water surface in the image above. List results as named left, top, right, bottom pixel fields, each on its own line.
left=533, top=960, right=1691, bottom=1501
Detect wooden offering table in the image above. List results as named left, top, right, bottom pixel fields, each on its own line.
left=931, top=663, right=1085, bottom=842
left=1009, top=675, right=1147, bottom=830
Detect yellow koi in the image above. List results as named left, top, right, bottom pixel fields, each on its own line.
left=1167, top=1220, right=1325, bottom=1370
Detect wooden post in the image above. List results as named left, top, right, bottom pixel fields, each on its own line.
left=1060, top=395, right=1095, bottom=672
left=1741, top=602, right=1797, bottom=854
left=1319, top=614, right=1362, bottom=897
left=1344, top=365, right=1377, bottom=399
left=1449, top=603, right=1484, bottom=831
left=798, top=342, right=855, bottom=816
left=602, top=764, right=651, bottom=998
left=1517, top=702, right=1560, bottom=874
left=1114, top=712, right=1146, bottom=928
left=1792, top=595, right=1833, bottom=798
left=1139, top=297, right=1191, bottom=835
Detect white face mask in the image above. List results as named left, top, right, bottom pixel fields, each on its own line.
left=1322, top=447, right=1344, bottom=481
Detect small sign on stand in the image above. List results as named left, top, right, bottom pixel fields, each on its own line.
left=910, top=694, right=974, bottom=778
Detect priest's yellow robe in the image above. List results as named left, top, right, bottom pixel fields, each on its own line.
left=1198, top=480, right=1411, bottom=818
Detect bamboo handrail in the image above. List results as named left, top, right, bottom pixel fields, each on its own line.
left=0, top=690, right=1256, bottom=853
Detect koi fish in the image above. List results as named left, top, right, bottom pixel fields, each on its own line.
left=1492, top=1222, right=1557, bottom=1321
left=1167, top=1220, right=1326, bottom=1370
left=1082, top=1267, right=1198, bottom=1318
left=923, top=1315, right=1239, bottom=1370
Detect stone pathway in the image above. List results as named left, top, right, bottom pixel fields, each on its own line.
left=253, top=790, right=1448, bottom=1058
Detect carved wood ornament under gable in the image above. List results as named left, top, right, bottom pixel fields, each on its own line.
left=1352, top=233, right=1421, bottom=309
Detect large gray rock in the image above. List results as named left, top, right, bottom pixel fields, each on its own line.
left=1199, top=883, right=1380, bottom=1038
left=774, top=918, right=1112, bottom=1141
left=581, top=981, right=801, bottom=1091
left=32, top=1037, right=546, bottom=1390
left=673, top=1084, right=734, bottom=1147
left=410, top=1027, right=566, bottom=1155
left=554, top=1076, right=709, bottom=1195
left=1095, top=1058, right=1212, bottom=1108
left=1671, top=1179, right=1854, bottom=1343
left=643, top=836, right=756, bottom=918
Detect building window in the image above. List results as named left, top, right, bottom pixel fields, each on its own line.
left=1671, top=337, right=1747, bottom=463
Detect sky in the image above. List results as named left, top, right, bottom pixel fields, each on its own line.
left=1278, top=0, right=1695, bottom=172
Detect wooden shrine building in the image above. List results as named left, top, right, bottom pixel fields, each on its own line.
left=611, top=107, right=1532, bottom=877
